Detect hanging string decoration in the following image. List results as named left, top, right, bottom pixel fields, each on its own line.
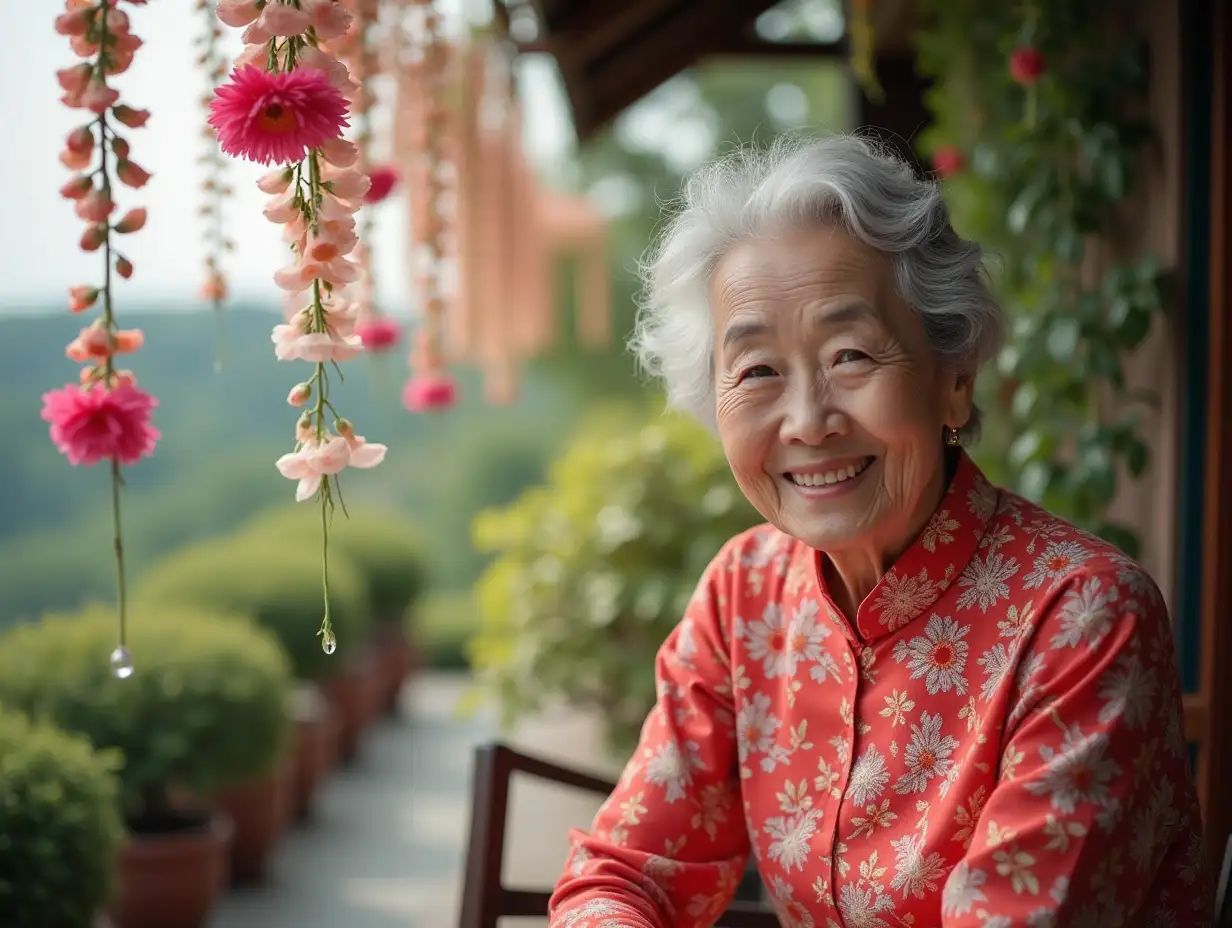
left=46, top=0, right=159, bottom=676
left=210, top=0, right=388, bottom=655
left=196, top=0, right=234, bottom=372
left=395, top=0, right=459, bottom=412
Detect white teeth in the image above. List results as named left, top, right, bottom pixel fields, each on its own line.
left=790, top=458, right=871, bottom=487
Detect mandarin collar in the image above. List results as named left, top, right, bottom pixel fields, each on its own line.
left=812, top=450, right=998, bottom=646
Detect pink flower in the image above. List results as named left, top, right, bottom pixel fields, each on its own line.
left=257, top=2, right=309, bottom=36
left=276, top=436, right=350, bottom=501
left=296, top=45, right=359, bottom=98
left=74, top=189, right=114, bottom=222
left=208, top=66, right=350, bottom=166
left=402, top=372, right=459, bottom=412
left=81, top=79, right=120, bottom=114
left=364, top=164, right=400, bottom=204
left=271, top=302, right=364, bottom=362
left=273, top=254, right=360, bottom=292
left=323, top=166, right=370, bottom=201
left=41, top=382, right=160, bottom=467
left=303, top=0, right=353, bottom=41
left=257, top=167, right=293, bottom=195
left=355, top=317, right=402, bottom=352
left=215, top=0, right=260, bottom=27
left=275, top=431, right=385, bottom=501
left=319, top=135, right=358, bottom=168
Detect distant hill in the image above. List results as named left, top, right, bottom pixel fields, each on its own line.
left=0, top=303, right=589, bottom=623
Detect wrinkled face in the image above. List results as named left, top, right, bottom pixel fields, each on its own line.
left=710, top=224, right=973, bottom=556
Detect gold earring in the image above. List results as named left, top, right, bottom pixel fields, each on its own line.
left=945, top=426, right=961, bottom=447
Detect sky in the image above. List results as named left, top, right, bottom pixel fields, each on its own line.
left=0, top=1, right=574, bottom=313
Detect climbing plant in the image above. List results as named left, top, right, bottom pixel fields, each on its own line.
left=913, top=0, right=1165, bottom=558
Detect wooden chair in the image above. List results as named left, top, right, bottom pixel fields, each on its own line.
left=458, top=741, right=781, bottom=928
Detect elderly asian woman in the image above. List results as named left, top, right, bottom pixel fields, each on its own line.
left=547, top=136, right=1211, bottom=928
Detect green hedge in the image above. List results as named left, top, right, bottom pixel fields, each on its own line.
left=0, top=606, right=291, bottom=818
left=240, top=506, right=427, bottom=624
left=0, top=709, right=124, bottom=928
left=469, top=407, right=759, bottom=756
left=134, top=536, right=370, bottom=681
left=413, top=589, right=478, bottom=670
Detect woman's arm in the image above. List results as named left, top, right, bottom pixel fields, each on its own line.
left=942, top=566, right=1211, bottom=926
left=548, top=545, right=750, bottom=928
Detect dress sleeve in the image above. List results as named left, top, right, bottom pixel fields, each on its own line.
left=548, top=546, right=750, bottom=928
left=941, top=567, right=1211, bottom=926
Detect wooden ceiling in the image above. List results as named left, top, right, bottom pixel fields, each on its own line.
left=499, top=0, right=919, bottom=141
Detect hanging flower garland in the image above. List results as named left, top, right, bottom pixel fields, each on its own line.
left=46, top=0, right=159, bottom=676
left=210, top=0, right=388, bottom=654
left=329, top=0, right=404, bottom=355
left=196, top=0, right=233, bottom=372
left=400, top=0, right=458, bottom=413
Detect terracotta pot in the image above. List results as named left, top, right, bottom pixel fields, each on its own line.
left=359, top=646, right=387, bottom=728
left=108, top=809, right=232, bottom=928
left=289, top=684, right=335, bottom=821
left=377, top=624, right=418, bottom=716
left=214, top=759, right=293, bottom=885
left=323, top=663, right=367, bottom=764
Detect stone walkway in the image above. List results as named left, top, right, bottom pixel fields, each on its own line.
left=215, top=672, right=620, bottom=928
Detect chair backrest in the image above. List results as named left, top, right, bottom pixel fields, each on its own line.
left=457, top=741, right=781, bottom=928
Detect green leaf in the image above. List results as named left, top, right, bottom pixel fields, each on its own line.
left=1047, top=318, right=1081, bottom=360
left=1123, top=437, right=1150, bottom=478
left=1095, top=522, right=1141, bottom=559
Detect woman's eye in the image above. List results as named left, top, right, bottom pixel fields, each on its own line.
left=741, top=364, right=777, bottom=381
left=834, top=349, right=869, bottom=365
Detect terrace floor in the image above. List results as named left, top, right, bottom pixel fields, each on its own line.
left=215, top=671, right=620, bottom=928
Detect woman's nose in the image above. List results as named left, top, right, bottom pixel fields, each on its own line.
left=779, top=382, right=846, bottom=446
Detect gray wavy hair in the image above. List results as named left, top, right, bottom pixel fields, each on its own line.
left=629, top=133, right=1005, bottom=441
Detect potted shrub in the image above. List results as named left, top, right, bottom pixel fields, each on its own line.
left=136, top=536, right=371, bottom=764
left=469, top=406, right=759, bottom=758
left=0, top=606, right=291, bottom=928
left=241, top=506, right=429, bottom=716
left=285, top=683, right=337, bottom=822
left=0, top=709, right=125, bottom=928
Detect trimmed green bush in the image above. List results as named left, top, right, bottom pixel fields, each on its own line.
left=412, top=589, right=478, bottom=670
left=240, top=506, right=428, bottom=624
left=468, top=407, right=760, bottom=756
left=0, top=606, right=291, bottom=820
left=0, top=709, right=124, bottom=928
left=134, top=535, right=370, bottom=681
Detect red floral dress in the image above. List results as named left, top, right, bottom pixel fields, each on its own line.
left=548, top=452, right=1210, bottom=927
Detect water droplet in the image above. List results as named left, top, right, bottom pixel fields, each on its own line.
left=321, top=629, right=337, bottom=655
left=110, top=646, right=134, bottom=680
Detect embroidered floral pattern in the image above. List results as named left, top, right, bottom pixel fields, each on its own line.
left=549, top=454, right=1209, bottom=927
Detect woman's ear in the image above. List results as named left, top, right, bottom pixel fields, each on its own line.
left=944, top=369, right=976, bottom=430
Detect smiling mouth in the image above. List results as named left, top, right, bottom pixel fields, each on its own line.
left=785, top=456, right=875, bottom=488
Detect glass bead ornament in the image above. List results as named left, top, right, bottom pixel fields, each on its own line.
left=110, top=645, right=134, bottom=680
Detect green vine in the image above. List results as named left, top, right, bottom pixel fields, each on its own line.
left=913, top=0, right=1165, bottom=558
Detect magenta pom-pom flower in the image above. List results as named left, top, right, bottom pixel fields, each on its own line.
left=355, top=317, right=402, bottom=352
left=401, top=372, right=459, bottom=412
left=41, top=382, right=161, bottom=467
left=208, top=66, right=350, bottom=166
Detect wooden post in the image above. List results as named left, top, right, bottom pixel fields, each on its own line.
left=1197, top=0, right=1232, bottom=866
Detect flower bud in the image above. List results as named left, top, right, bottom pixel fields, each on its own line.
left=116, top=160, right=151, bottom=189
left=68, top=286, right=100, bottom=313
left=114, top=207, right=146, bottom=234
left=112, top=105, right=151, bottom=128
left=115, top=256, right=134, bottom=279
left=288, top=383, right=312, bottom=407
left=80, top=225, right=107, bottom=252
